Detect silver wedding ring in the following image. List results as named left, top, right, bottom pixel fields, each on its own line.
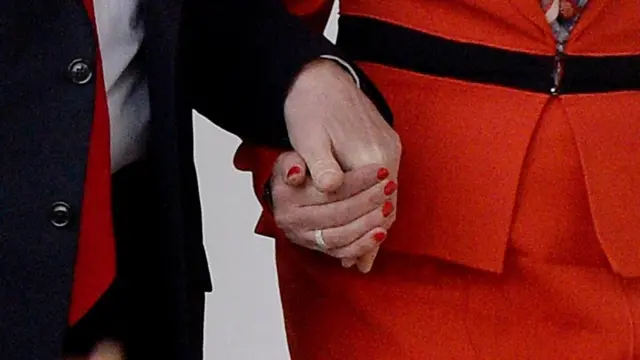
left=314, top=229, right=327, bottom=250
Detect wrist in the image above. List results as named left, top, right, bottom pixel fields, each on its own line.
left=319, top=55, right=361, bottom=89
left=285, top=59, right=357, bottom=115
left=291, top=59, right=356, bottom=92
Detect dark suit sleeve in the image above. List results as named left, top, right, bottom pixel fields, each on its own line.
left=178, top=0, right=392, bottom=148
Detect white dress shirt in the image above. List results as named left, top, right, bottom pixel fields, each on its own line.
left=92, top=1, right=358, bottom=173
left=93, top=0, right=149, bottom=173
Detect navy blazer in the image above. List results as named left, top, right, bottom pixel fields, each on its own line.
left=0, top=0, right=391, bottom=359
left=0, top=0, right=388, bottom=360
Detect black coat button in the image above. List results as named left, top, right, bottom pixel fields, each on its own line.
left=50, top=202, right=72, bottom=228
left=67, top=59, right=93, bottom=85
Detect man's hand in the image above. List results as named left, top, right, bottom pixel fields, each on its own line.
left=285, top=59, right=401, bottom=189
left=284, top=59, right=402, bottom=271
left=271, top=152, right=397, bottom=261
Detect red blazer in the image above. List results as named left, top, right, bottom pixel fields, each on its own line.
left=235, top=0, right=640, bottom=277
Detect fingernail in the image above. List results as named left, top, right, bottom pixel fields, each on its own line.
left=287, top=165, right=302, bottom=178
left=373, top=231, right=387, bottom=243
left=317, top=170, right=342, bottom=191
left=382, top=201, right=394, bottom=217
left=377, top=167, right=390, bottom=180
left=384, top=181, right=397, bottom=195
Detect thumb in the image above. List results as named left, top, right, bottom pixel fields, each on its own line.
left=297, top=143, right=344, bottom=193
left=277, top=151, right=307, bottom=187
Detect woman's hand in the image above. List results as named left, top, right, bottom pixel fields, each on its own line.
left=283, top=59, right=401, bottom=272
left=271, top=152, right=397, bottom=268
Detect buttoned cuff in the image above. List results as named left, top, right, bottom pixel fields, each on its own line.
left=320, top=55, right=361, bottom=89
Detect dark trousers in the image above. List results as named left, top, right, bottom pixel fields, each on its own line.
left=62, top=161, right=205, bottom=358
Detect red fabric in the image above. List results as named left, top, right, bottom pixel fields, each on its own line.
left=241, top=0, right=640, bottom=276
left=284, top=0, right=335, bottom=33
left=67, top=0, right=116, bottom=325
left=230, top=0, right=336, bottom=238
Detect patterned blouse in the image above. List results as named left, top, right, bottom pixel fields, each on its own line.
left=541, top=0, right=589, bottom=43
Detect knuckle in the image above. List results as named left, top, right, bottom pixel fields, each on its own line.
left=304, top=239, right=320, bottom=251
left=270, top=183, right=287, bottom=203
left=367, top=208, right=387, bottom=227
left=323, top=191, right=342, bottom=204
left=323, top=238, right=341, bottom=250
left=386, top=129, right=400, bottom=144
left=273, top=210, right=294, bottom=229
left=275, top=152, right=289, bottom=164
left=395, top=140, right=403, bottom=157
left=356, top=207, right=383, bottom=231
left=285, top=230, right=312, bottom=248
left=382, top=212, right=397, bottom=229
left=334, top=241, right=372, bottom=259
left=353, top=243, right=375, bottom=258
left=328, top=247, right=350, bottom=259
left=274, top=153, right=292, bottom=172
left=328, top=207, right=351, bottom=226
left=365, top=186, right=385, bottom=206
left=328, top=231, right=355, bottom=249
left=283, top=230, right=298, bottom=243
left=388, top=132, right=403, bottom=155
left=316, top=229, right=334, bottom=247
left=273, top=213, right=287, bottom=229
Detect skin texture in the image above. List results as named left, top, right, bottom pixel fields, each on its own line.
left=64, top=341, right=124, bottom=360
left=283, top=59, right=401, bottom=272
left=271, top=152, right=397, bottom=263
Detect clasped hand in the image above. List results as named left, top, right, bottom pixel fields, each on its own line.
left=271, top=153, right=397, bottom=272
left=277, top=59, right=402, bottom=272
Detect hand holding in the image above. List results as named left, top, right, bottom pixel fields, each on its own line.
left=271, top=152, right=397, bottom=261
left=284, top=60, right=402, bottom=271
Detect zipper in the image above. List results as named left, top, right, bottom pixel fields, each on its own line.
left=550, top=41, right=565, bottom=95
left=548, top=0, right=588, bottom=95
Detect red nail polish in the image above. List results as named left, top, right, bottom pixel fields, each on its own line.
left=384, top=181, right=397, bottom=195
left=287, top=166, right=302, bottom=178
left=382, top=201, right=394, bottom=217
left=377, top=167, right=390, bottom=180
left=373, top=231, right=387, bottom=243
